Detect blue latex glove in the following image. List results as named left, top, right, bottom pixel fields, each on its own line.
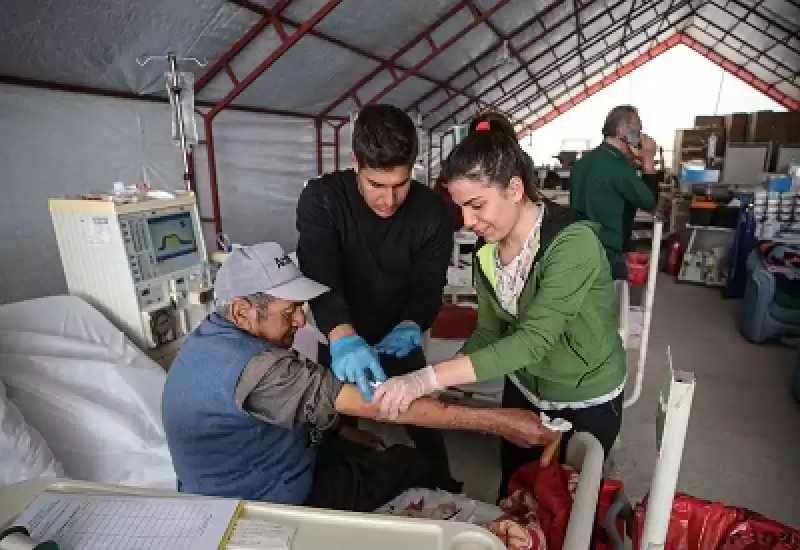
left=329, top=335, right=386, bottom=400
left=374, top=323, right=423, bottom=358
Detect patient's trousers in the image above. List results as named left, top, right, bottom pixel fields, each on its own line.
left=305, top=437, right=432, bottom=512
left=318, top=345, right=456, bottom=489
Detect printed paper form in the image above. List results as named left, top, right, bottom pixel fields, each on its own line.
left=13, top=491, right=241, bottom=550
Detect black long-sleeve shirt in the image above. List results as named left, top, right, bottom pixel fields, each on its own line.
left=296, top=169, right=453, bottom=346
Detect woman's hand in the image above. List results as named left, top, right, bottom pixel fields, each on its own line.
left=371, top=366, right=442, bottom=420
left=497, top=409, right=563, bottom=467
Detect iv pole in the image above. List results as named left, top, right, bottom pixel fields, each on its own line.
left=137, top=53, right=206, bottom=192
left=167, top=54, right=192, bottom=190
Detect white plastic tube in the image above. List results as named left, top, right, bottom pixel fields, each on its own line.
left=563, top=432, right=606, bottom=550
left=641, top=351, right=696, bottom=549
left=625, top=217, right=663, bottom=408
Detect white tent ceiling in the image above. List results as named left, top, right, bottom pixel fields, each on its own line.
left=2, top=0, right=798, bottom=130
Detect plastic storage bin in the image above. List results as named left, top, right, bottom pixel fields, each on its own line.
left=763, top=175, right=792, bottom=193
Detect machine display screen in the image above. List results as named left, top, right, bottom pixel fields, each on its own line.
left=147, top=211, right=198, bottom=263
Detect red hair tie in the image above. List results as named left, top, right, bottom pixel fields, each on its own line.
left=476, top=120, right=491, bottom=131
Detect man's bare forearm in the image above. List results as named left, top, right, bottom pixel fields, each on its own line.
left=335, top=385, right=559, bottom=461
left=396, top=397, right=509, bottom=433
left=335, top=385, right=546, bottom=444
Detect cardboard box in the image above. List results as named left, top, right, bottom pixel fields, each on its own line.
left=675, top=128, right=726, bottom=159
left=694, top=115, right=726, bottom=130
left=725, top=113, right=749, bottom=143
left=748, top=111, right=800, bottom=143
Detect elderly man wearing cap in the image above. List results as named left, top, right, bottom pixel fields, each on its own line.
left=162, top=242, right=560, bottom=512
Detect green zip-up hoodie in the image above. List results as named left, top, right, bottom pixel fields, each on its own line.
left=460, top=201, right=626, bottom=404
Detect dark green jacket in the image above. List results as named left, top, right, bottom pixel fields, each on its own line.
left=460, top=202, right=626, bottom=404
left=569, top=143, right=659, bottom=252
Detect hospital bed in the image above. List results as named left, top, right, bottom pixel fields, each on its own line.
left=2, top=231, right=686, bottom=550
left=0, top=295, right=608, bottom=549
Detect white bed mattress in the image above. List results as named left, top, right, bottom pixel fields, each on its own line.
left=0, top=295, right=176, bottom=489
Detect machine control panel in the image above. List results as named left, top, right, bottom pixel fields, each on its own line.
left=120, top=207, right=203, bottom=284
left=120, top=217, right=157, bottom=283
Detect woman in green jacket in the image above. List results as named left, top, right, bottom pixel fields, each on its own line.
left=373, top=114, right=627, bottom=496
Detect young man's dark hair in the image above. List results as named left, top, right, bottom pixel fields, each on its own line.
left=352, top=104, right=419, bottom=169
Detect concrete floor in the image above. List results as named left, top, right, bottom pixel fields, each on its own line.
left=364, top=274, right=800, bottom=528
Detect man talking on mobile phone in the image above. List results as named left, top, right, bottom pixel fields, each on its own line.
left=569, top=105, right=659, bottom=280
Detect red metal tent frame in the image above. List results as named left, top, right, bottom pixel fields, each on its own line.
left=5, top=0, right=795, bottom=239
left=203, top=0, right=798, bottom=237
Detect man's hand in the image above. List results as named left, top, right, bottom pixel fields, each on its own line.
left=631, top=133, right=657, bottom=159
left=372, top=366, right=443, bottom=420
left=630, top=133, right=656, bottom=174
left=496, top=409, right=563, bottom=467
left=375, top=322, right=423, bottom=358
left=339, top=425, right=386, bottom=450
left=329, top=334, right=387, bottom=401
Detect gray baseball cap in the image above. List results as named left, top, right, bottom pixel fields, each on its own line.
left=214, top=242, right=329, bottom=302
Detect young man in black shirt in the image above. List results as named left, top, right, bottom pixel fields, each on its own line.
left=296, top=104, right=458, bottom=491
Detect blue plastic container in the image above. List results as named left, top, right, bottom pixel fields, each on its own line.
left=681, top=167, right=720, bottom=183
left=764, top=175, right=792, bottom=193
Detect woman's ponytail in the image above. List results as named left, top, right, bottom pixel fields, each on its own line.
left=445, top=111, right=538, bottom=201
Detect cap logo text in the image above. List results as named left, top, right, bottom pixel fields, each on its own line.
left=275, top=255, right=292, bottom=268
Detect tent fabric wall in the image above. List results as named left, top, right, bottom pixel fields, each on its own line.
left=0, top=84, right=315, bottom=305
left=194, top=109, right=317, bottom=252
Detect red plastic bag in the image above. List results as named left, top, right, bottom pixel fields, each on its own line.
left=717, top=515, right=800, bottom=550
left=632, top=493, right=800, bottom=550
left=504, top=460, right=578, bottom=550
left=593, top=479, right=628, bottom=550
left=633, top=493, right=694, bottom=550
left=506, top=462, right=630, bottom=550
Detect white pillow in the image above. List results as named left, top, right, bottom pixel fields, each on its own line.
left=0, top=379, right=63, bottom=485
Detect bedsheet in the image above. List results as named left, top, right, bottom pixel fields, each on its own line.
left=0, top=295, right=176, bottom=489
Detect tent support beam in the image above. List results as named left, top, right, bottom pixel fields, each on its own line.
left=0, top=76, right=344, bottom=121
left=225, top=0, right=482, bottom=107
left=195, top=0, right=294, bottom=93
left=431, top=0, right=657, bottom=130
left=514, top=28, right=800, bottom=141
left=406, top=0, right=569, bottom=123
left=679, top=34, right=799, bottom=111
left=424, top=0, right=600, bottom=128
left=318, top=0, right=514, bottom=119
left=205, top=0, right=343, bottom=119
left=514, top=35, right=682, bottom=139
left=203, top=0, right=343, bottom=237
left=504, top=1, right=694, bottom=123
left=467, top=0, right=544, bottom=104
left=203, top=117, right=224, bottom=235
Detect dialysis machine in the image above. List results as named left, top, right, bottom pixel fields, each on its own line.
left=49, top=191, right=213, bottom=352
